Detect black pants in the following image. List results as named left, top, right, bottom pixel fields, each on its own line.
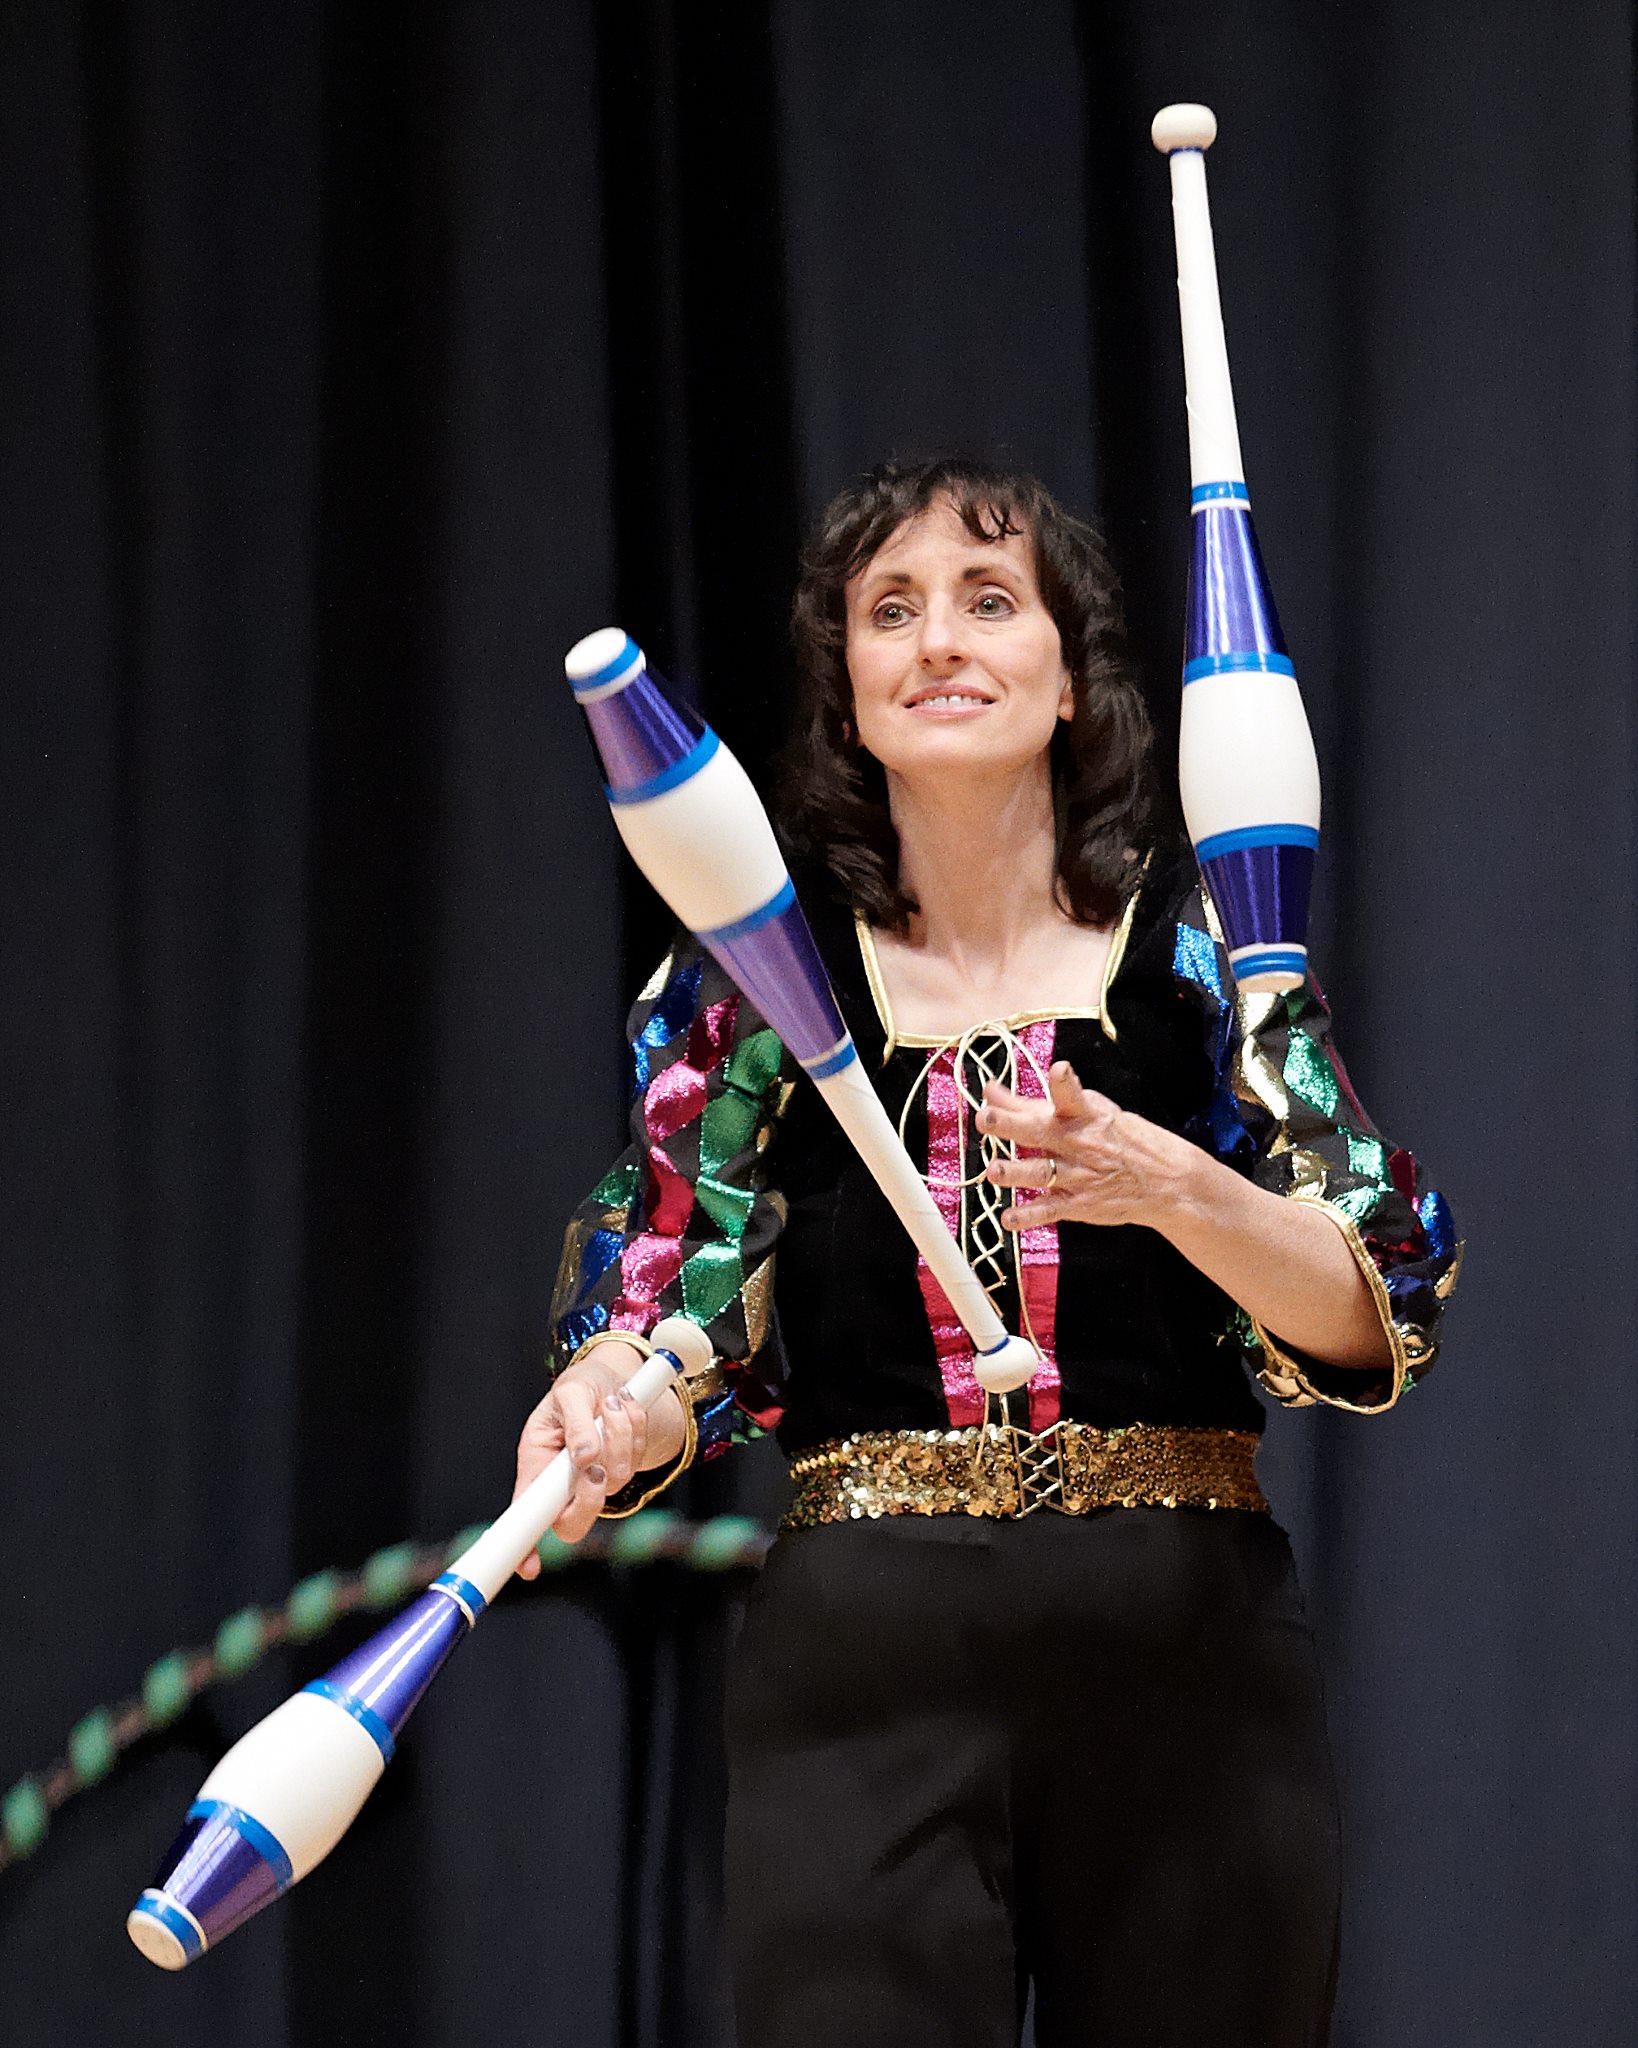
left=724, top=1509, right=1340, bottom=2048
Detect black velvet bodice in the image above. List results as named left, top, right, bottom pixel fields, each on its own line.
left=765, top=864, right=1268, bottom=1455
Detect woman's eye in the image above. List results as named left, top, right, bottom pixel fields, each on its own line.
left=973, top=591, right=1014, bottom=617
left=873, top=601, right=909, bottom=626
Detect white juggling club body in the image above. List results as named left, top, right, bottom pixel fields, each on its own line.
left=126, top=1317, right=712, bottom=1970
left=1153, top=103, right=1322, bottom=993
left=565, top=627, right=1039, bottom=1398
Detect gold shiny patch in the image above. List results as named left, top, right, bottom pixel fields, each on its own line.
left=741, top=1257, right=776, bottom=1355
left=783, top=1421, right=1267, bottom=1530
left=1235, top=990, right=1291, bottom=1123
left=638, top=950, right=676, bottom=1003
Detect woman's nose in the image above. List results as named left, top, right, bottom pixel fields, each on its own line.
left=917, top=603, right=967, bottom=672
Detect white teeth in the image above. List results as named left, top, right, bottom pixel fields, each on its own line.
left=915, top=693, right=989, bottom=708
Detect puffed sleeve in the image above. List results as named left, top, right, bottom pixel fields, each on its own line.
left=1172, top=883, right=1463, bottom=1413
left=548, top=934, right=795, bottom=1489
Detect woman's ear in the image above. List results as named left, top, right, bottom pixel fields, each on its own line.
left=1057, top=669, right=1076, bottom=721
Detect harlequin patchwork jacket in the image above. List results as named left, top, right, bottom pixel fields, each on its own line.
left=548, top=848, right=1461, bottom=1481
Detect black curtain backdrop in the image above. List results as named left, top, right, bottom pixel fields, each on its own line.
left=2, top=4, right=1634, bottom=2044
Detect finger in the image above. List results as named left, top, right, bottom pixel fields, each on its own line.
left=1003, top=1198, right=1075, bottom=1230
left=980, top=1079, right=1030, bottom=1113
left=555, top=1379, right=605, bottom=1468
left=626, top=1397, right=650, bottom=1470
left=599, top=1390, right=638, bottom=1490
left=513, top=1400, right=566, bottom=1503
left=985, top=1153, right=1059, bottom=1189
left=1047, top=1061, right=1087, bottom=1118
left=515, top=1549, right=542, bottom=1581
left=553, top=1465, right=609, bottom=1544
left=976, top=1098, right=1053, bottom=1146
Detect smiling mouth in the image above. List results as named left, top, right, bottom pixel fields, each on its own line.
left=906, top=691, right=994, bottom=711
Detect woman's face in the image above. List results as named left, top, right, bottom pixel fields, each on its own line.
left=843, top=497, right=1073, bottom=786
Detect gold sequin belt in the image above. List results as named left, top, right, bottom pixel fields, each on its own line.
left=783, top=1422, right=1268, bottom=1529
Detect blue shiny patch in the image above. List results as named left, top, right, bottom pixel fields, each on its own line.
left=632, top=957, right=704, bottom=1092
left=1176, top=920, right=1255, bottom=1166
left=1386, top=1270, right=1435, bottom=1325
left=1173, top=921, right=1224, bottom=1002
left=562, top=1304, right=610, bottom=1352
left=581, top=1227, right=623, bottom=1290
left=1416, top=1187, right=1457, bottom=1266
left=695, top=1387, right=739, bottom=1460
left=1187, top=1073, right=1254, bottom=1167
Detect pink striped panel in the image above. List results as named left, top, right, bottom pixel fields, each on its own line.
left=1013, top=1022, right=1063, bottom=1431
left=915, top=1046, right=987, bottom=1427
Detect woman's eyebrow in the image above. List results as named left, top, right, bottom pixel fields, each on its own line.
left=855, top=568, right=914, bottom=601
left=856, top=556, right=1023, bottom=601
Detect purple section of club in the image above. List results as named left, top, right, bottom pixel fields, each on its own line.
left=320, top=1587, right=470, bottom=1739
left=581, top=664, right=706, bottom=794
left=1200, top=841, right=1315, bottom=957
left=706, top=898, right=848, bottom=1065
left=147, top=1809, right=282, bottom=1947
left=1187, top=505, right=1289, bottom=665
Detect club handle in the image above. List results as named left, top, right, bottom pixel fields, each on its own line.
left=451, top=1348, right=684, bottom=1603
left=1153, top=105, right=1244, bottom=490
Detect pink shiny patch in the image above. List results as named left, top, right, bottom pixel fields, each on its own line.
left=645, top=1144, right=696, bottom=1237
left=915, top=1047, right=986, bottom=1428
left=613, top=993, right=745, bottom=1338
left=614, top=1235, right=686, bottom=1330
left=687, top=994, right=739, bottom=1072
left=1013, top=1022, right=1062, bottom=1431
left=643, top=1058, right=708, bottom=1142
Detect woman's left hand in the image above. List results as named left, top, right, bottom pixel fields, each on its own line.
left=978, top=1061, right=1190, bottom=1233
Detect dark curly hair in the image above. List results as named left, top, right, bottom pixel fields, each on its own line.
left=777, top=456, right=1155, bottom=935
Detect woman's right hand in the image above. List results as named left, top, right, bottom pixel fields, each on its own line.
left=510, top=1343, right=680, bottom=1572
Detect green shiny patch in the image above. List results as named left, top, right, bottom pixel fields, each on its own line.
left=1346, top=1129, right=1390, bottom=1185
left=700, top=1030, right=785, bottom=1177
left=728, top=1028, right=784, bottom=1097
left=695, top=1169, right=757, bottom=1240
left=700, top=1090, right=759, bottom=1172
left=591, top=1159, right=640, bottom=1210
left=1331, top=1185, right=1383, bottom=1228
left=1283, top=1029, right=1340, bottom=1119
left=681, top=1240, right=746, bottom=1327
